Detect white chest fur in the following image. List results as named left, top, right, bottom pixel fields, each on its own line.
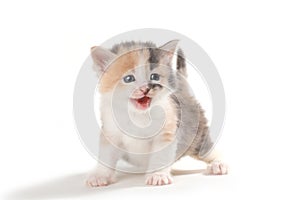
left=99, top=93, right=177, bottom=170
left=100, top=99, right=153, bottom=153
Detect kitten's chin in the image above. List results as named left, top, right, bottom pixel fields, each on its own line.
left=130, top=96, right=152, bottom=110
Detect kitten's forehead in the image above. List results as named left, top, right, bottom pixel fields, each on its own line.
left=99, top=49, right=150, bottom=93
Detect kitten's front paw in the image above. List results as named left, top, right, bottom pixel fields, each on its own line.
left=145, top=172, right=173, bottom=186
left=85, top=171, right=115, bottom=187
left=205, top=160, right=228, bottom=175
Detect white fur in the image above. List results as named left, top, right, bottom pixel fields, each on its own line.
left=100, top=91, right=173, bottom=154
left=88, top=103, right=175, bottom=184
left=87, top=45, right=179, bottom=186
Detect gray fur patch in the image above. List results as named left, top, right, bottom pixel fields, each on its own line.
left=148, top=48, right=160, bottom=70
left=110, top=41, right=156, bottom=55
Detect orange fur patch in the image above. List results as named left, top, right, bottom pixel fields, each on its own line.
left=162, top=132, right=175, bottom=142
left=99, top=50, right=149, bottom=93
left=160, top=98, right=178, bottom=142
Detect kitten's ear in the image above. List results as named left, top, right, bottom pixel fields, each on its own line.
left=159, top=39, right=179, bottom=58
left=90, top=46, right=116, bottom=72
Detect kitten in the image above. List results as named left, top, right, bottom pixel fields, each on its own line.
left=86, top=40, right=228, bottom=187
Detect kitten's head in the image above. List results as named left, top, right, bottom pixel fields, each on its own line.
left=91, top=40, right=179, bottom=111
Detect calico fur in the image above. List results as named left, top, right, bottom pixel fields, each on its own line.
left=86, top=40, right=228, bottom=187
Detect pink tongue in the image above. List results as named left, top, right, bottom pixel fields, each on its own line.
left=137, top=96, right=149, bottom=104
left=136, top=96, right=150, bottom=109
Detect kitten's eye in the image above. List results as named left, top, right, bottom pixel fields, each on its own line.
left=150, top=73, right=160, bottom=81
left=123, top=75, right=136, bottom=83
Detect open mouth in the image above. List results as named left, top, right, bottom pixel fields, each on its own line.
left=130, top=96, right=152, bottom=110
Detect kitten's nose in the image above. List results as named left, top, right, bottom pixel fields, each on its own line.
left=140, top=85, right=150, bottom=95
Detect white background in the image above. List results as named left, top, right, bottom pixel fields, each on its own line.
left=1, top=0, right=300, bottom=200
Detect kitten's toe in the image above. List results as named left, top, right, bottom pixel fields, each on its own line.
left=85, top=173, right=115, bottom=187
left=145, top=172, right=173, bottom=186
left=205, top=160, right=228, bottom=175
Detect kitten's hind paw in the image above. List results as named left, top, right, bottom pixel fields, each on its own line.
left=145, top=172, right=173, bottom=186
left=205, top=160, right=228, bottom=175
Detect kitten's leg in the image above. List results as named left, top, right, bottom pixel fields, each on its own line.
left=190, top=129, right=228, bottom=175
left=145, top=134, right=177, bottom=186
left=198, top=148, right=228, bottom=175
left=85, top=163, right=116, bottom=187
left=86, top=135, right=121, bottom=187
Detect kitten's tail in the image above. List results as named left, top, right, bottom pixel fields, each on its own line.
left=176, top=48, right=187, bottom=77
